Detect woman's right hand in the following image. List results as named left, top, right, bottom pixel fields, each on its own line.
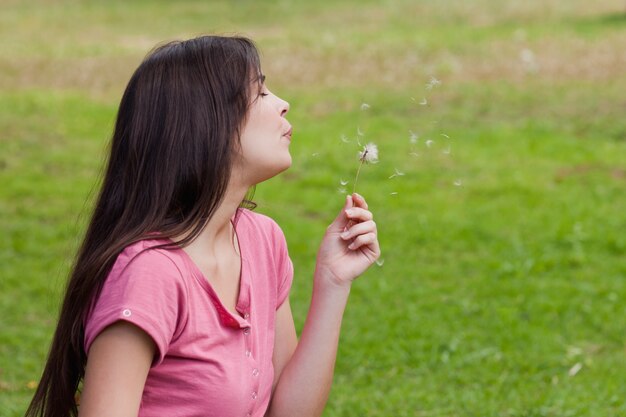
left=315, top=193, right=380, bottom=289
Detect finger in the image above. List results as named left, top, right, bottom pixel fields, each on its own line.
left=345, top=193, right=368, bottom=231
left=330, top=194, right=353, bottom=231
left=340, top=220, right=376, bottom=240
left=345, top=207, right=373, bottom=223
left=347, top=232, right=378, bottom=250
left=351, top=193, right=369, bottom=210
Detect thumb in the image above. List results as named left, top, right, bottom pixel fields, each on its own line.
left=330, top=194, right=353, bottom=231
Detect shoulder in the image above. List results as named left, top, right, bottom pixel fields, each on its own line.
left=85, top=238, right=189, bottom=361
left=237, top=208, right=279, bottom=229
left=109, top=238, right=186, bottom=286
left=237, top=208, right=286, bottom=241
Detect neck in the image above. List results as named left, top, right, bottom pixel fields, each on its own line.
left=172, top=178, right=250, bottom=256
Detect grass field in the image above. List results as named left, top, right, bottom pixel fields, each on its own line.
left=1, top=1, right=626, bottom=416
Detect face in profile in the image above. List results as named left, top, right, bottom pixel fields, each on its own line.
left=234, top=76, right=292, bottom=186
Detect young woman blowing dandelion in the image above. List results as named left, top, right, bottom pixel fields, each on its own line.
left=26, top=35, right=380, bottom=417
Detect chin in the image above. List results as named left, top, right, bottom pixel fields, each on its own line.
left=253, top=157, right=292, bottom=184
left=272, top=157, right=292, bottom=178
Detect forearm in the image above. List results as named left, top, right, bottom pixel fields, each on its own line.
left=266, top=267, right=351, bottom=417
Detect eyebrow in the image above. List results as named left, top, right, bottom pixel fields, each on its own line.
left=260, top=74, right=266, bottom=84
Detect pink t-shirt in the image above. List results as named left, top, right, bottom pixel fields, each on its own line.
left=84, top=209, right=293, bottom=417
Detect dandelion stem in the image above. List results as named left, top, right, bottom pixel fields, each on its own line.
left=353, top=160, right=364, bottom=194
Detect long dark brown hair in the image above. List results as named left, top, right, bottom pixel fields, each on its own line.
left=26, top=35, right=262, bottom=417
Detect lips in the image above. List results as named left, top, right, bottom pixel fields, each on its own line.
left=283, top=126, right=293, bottom=139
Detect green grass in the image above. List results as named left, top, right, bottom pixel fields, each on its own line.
left=1, top=0, right=626, bottom=416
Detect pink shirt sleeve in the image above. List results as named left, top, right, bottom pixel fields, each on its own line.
left=84, top=246, right=187, bottom=366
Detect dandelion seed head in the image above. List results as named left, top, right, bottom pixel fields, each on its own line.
left=360, top=103, right=371, bottom=111
left=358, top=142, right=379, bottom=164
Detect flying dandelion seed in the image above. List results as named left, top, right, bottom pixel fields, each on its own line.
left=410, top=152, right=419, bottom=157
left=454, top=179, right=463, bottom=186
left=409, top=130, right=419, bottom=144
left=419, top=98, right=428, bottom=106
left=353, top=142, right=379, bottom=193
left=337, top=187, right=347, bottom=194
left=442, top=146, right=451, bottom=155
left=568, top=363, right=583, bottom=377
left=426, top=139, right=434, bottom=147
left=440, top=133, right=450, bottom=139
left=388, top=168, right=405, bottom=179
left=520, top=48, right=539, bottom=73
left=312, top=152, right=320, bottom=157
left=357, top=126, right=364, bottom=137
left=389, top=192, right=398, bottom=196
left=426, top=76, right=442, bottom=90
left=340, top=179, right=349, bottom=186
left=340, top=134, right=350, bottom=143
left=410, top=97, right=416, bottom=102
left=375, top=258, right=385, bottom=266
left=360, top=103, right=371, bottom=111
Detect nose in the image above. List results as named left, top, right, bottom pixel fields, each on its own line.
left=280, top=98, right=289, bottom=117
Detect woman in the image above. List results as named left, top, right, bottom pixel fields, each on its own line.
left=26, top=35, right=380, bottom=417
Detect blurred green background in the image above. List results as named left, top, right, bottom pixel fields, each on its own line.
left=1, top=1, right=625, bottom=416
